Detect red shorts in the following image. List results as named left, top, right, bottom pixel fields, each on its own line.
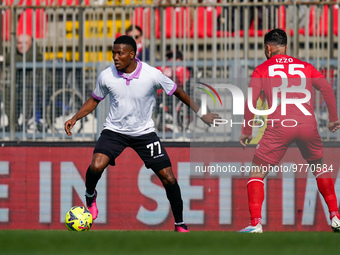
left=254, top=123, right=323, bottom=165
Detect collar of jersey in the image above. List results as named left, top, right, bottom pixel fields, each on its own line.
left=117, top=58, right=142, bottom=86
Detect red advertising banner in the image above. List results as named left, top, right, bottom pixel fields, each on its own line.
left=0, top=145, right=339, bottom=231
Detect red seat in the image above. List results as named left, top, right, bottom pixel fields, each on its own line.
left=2, top=0, right=14, bottom=41
left=309, top=4, right=338, bottom=36
left=56, top=0, right=90, bottom=5
left=131, top=7, right=160, bottom=38
left=190, top=6, right=221, bottom=38
left=17, top=9, right=47, bottom=38
left=2, top=0, right=48, bottom=39
left=2, top=10, right=12, bottom=41
left=165, top=7, right=191, bottom=38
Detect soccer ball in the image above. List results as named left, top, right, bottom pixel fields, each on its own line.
left=65, top=206, right=93, bottom=231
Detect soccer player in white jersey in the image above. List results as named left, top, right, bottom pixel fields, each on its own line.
left=64, top=35, right=219, bottom=232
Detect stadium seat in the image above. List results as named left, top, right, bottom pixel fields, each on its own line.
left=2, top=0, right=48, bottom=40
left=17, top=9, right=47, bottom=38
left=272, top=6, right=305, bottom=36
left=132, top=7, right=192, bottom=39
left=215, top=6, right=271, bottom=38
left=190, top=6, right=221, bottom=38
left=131, top=7, right=161, bottom=38
left=164, top=7, right=191, bottom=38
left=2, top=10, right=11, bottom=41
left=56, top=0, right=90, bottom=5
left=309, top=4, right=338, bottom=36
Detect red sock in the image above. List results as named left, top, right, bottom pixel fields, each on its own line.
left=315, top=170, right=339, bottom=217
left=330, top=211, right=340, bottom=219
left=247, top=177, right=264, bottom=226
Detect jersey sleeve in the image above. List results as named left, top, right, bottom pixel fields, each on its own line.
left=154, top=68, right=177, bottom=96
left=310, top=65, right=338, bottom=122
left=243, top=68, right=263, bottom=135
left=92, top=72, right=109, bottom=101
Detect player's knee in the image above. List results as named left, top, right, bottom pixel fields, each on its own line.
left=90, top=154, right=109, bottom=174
left=160, top=171, right=176, bottom=186
left=90, top=164, right=105, bottom=175
left=163, top=176, right=176, bottom=186
left=90, top=160, right=106, bottom=175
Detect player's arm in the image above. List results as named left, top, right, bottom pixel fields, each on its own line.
left=173, top=86, right=220, bottom=126
left=64, top=96, right=100, bottom=136
left=240, top=102, right=256, bottom=149
left=311, top=67, right=339, bottom=132
left=240, top=70, right=262, bottom=148
left=328, top=120, right=340, bottom=133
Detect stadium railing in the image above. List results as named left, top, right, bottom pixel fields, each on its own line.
left=1, top=0, right=339, bottom=142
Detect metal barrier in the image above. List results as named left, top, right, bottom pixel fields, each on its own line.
left=1, top=1, right=339, bottom=141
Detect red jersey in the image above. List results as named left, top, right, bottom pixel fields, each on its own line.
left=243, top=54, right=338, bottom=135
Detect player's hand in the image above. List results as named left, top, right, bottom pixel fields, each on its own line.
left=239, top=134, right=252, bottom=149
left=328, top=120, right=340, bottom=133
left=201, top=113, right=221, bottom=127
left=64, top=118, right=77, bottom=136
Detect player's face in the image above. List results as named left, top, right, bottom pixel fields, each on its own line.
left=112, top=44, right=136, bottom=72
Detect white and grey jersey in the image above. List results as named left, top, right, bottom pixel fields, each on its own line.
left=92, top=59, right=177, bottom=136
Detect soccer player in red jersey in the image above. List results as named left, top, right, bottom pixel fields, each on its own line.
left=239, top=28, right=340, bottom=233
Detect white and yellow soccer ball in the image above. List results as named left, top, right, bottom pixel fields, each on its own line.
left=65, top=206, right=93, bottom=231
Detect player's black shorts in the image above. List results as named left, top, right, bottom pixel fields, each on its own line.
left=93, top=129, right=171, bottom=172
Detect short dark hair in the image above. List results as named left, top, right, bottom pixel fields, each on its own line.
left=264, top=28, right=287, bottom=46
left=126, top=25, right=143, bottom=35
left=166, top=50, right=183, bottom=60
left=113, top=35, right=137, bottom=53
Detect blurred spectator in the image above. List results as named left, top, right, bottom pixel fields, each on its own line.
left=5, top=34, right=43, bottom=65
left=4, top=34, right=52, bottom=131
left=288, top=0, right=311, bottom=30
left=161, top=50, right=191, bottom=88
left=126, top=25, right=150, bottom=61
left=217, top=0, right=275, bottom=32
left=156, top=50, right=191, bottom=131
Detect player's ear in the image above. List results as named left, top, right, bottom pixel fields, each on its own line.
left=130, top=50, right=135, bottom=60
left=265, top=44, right=271, bottom=59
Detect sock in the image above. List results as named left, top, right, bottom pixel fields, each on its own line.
left=315, top=169, right=339, bottom=217
left=85, top=191, right=96, bottom=197
left=247, top=177, right=264, bottom=226
left=330, top=211, right=340, bottom=219
left=85, top=165, right=102, bottom=196
left=163, top=179, right=183, bottom=224
left=251, top=217, right=261, bottom=226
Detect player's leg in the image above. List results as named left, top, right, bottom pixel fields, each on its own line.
left=308, top=157, right=340, bottom=231
left=85, top=153, right=110, bottom=220
left=86, top=153, right=110, bottom=196
left=239, top=157, right=269, bottom=233
left=297, top=123, right=340, bottom=231
left=86, top=130, right=127, bottom=220
left=240, top=126, right=292, bottom=233
left=132, top=132, right=188, bottom=232
left=248, top=159, right=269, bottom=224
left=155, top=166, right=188, bottom=232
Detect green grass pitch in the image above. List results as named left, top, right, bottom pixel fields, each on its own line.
left=0, top=230, right=338, bottom=255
